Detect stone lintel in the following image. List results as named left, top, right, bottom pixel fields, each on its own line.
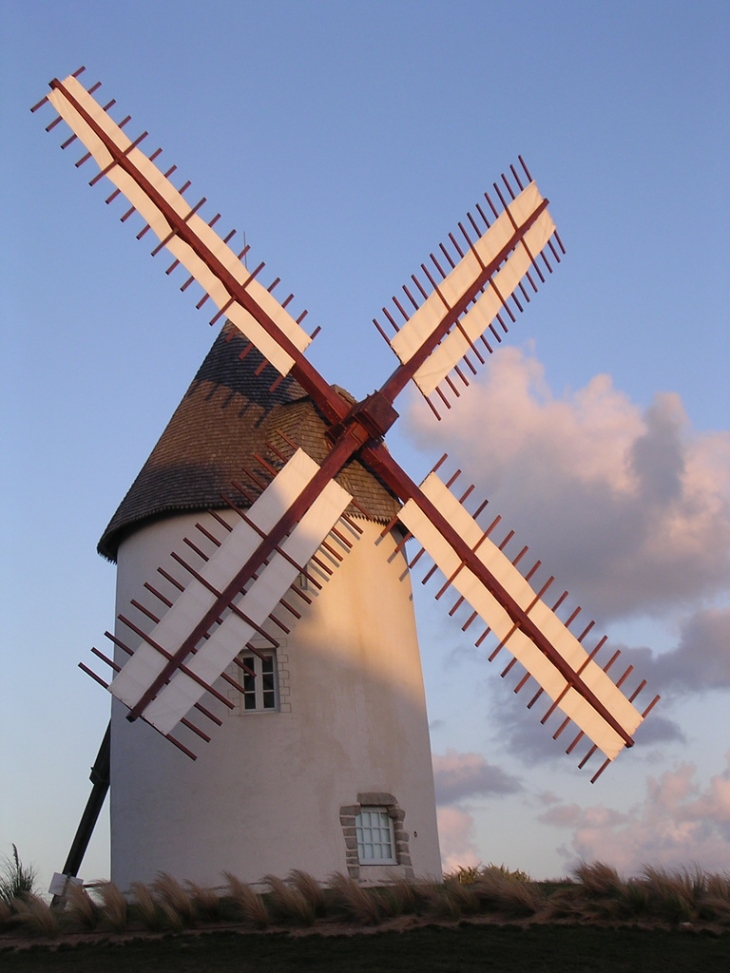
left=357, top=792, right=395, bottom=806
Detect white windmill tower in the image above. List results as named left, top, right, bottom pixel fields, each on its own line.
left=34, top=69, right=659, bottom=891
left=98, top=327, right=442, bottom=888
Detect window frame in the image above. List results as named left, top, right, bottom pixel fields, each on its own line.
left=355, top=806, right=397, bottom=866
left=238, top=650, right=278, bottom=713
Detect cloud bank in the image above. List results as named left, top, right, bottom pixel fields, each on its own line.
left=416, top=349, right=730, bottom=876
left=432, top=750, right=523, bottom=872
left=479, top=664, right=687, bottom=769
left=407, top=346, right=730, bottom=622
left=433, top=748, right=523, bottom=803
left=627, top=606, right=730, bottom=695
left=436, top=805, right=480, bottom=874
left=539, top=754, right=730, bottom=874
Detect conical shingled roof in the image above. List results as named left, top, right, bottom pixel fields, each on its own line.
left=98, top=325, right=401, bottom=562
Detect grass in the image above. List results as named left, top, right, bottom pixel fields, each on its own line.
left=0, top=847, right=37, bottom=906
left=64, top=884, right=99, bottom=932
left=262, top=874, right=316, bottom=926
left=223, top=871, right=269, bottom=928
left=129, top=881, right=164, bottom=931
left=542, top=862, right=730, bottom=928
left=184, top=881, right=222, bottom=923
left=7, top=896, right=59, bottom=939
left=289, top=869, right=327, bottom=917
left=1, top=861, right=729, bottom=960
left=328, top=872, right=383, bottom=924
left=151, top=874, right=196, bottom=928
left=94, top=883, right=128, bottom=933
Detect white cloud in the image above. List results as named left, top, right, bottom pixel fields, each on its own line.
left=407, top=346, right=730, bottom=622
left=412, top=349, right=730, bottom=876
left=436, top=805, right=480, bottom=874
left=538, top=754, right=730, bottom=875
left=433, top=748, right=523, bottom=803
left=432, top=750, right=524, bottom=874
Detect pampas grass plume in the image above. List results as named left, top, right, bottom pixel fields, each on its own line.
left=288, top=869, right=326, bottom=917
left=65, top=882, right=99, bottom=931
left=186, top=881, right=222, bottom=922
left=224, top=872, right=269, bottom=928
left=328, top=872, right=381, bottom=925
left=95, top=881, right=128, bottom=932
left=152, top=872, right=195, bottom=927
left=131, top=881, right=163, bottom=931
left=12, top=894, right=59, bottom=938
left=263, top=874, right=315, bottom=925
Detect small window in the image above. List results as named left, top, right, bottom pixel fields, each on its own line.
left=240, top=652, right=277, bottom=711
left=355, top=808, right=396, bottom=864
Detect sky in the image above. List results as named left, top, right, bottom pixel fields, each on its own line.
left=1, top=1, right=729, bottom=889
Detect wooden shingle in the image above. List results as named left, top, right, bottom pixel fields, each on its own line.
left=98, top=325, right=400, bottom=562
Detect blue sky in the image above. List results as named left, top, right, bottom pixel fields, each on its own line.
left=1, top=1, right=728, bottom=888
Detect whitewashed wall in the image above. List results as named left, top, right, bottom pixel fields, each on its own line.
left=110, top=512, right=442, bottom=889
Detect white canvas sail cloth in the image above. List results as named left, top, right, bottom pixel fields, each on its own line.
left=399, top=472, right=645, bottom=761
left=109, top=450, right=352, bottom=735
left=47, top=74, right=311, bottom=376
left=388, top=182, right=555, bottom=397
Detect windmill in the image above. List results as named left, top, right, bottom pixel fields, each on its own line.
left=34, top=69, right=658, bottom=891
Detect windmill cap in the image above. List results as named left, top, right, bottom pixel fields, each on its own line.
left=97, top=324, right=401, bottom=562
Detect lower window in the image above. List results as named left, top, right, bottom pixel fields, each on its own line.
left=240, top=652, right=277, bottom=711
left=355, top=807, right=396, bottom=864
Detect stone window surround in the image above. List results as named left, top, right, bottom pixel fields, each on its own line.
left=339, top=792, right=414, bottom=880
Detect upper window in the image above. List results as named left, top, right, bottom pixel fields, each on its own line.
left=240, top=652, right=277, bottom=711
left=355, top=808, right=396, bottom=864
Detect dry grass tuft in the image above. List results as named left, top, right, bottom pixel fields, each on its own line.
left=544, top=863, right=639, bottom=922
left=639, top=865, right=697, bottom=925
left=224, top=872, right=269, bottom=928
left=0, top=898, right=12, bottom=928
left=392, top=876, right=424, bottom=913
left=152, top=872, right=196, bottom=927
left=186, top=881, right=223, bottom=922
left=615, top=878, right=653, bottom=919
left=158, top=899, right=185, bottom=932
left=11, top=894, right=59, bottom=938
left=421, top=881, right=467, bottom=920
left=288, top=870, right=326, bottom=917
left=5, top=860, right=728, bottom=942
left=130, top=881, right=164, bottom=931
left=573, top=861, right=623, bottom=898
left=706, top=872, right=730, bottom=902
left=700, top=872, right=730, bottom=922
left=0, top=845, right=37, bottom=905
left=441, top=878, right=480, bottom=917
left=94, top=881, right=128, bottom=932
left=470, top=866, right=544, bottom=918
left=328, top=873, right=381, bottom=925
left=551, top=861, right=629, bottom=921
left=700, top=896, right=730, bottom=922
left=65, top=883, right=99, bottom=931
left=263, top=874, right=315, bottom=925
left=540, top=881, right=581, bottom=921
left=540, top=861, right=730, bottom=926
left=376, top=877, right=424, bottom=918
